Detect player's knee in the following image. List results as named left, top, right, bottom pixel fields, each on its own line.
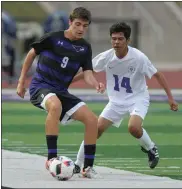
left=128, top=124, right=142, bottom=138
left=48, top=101, right=62, bottom=115
left=87, top=114, right=98, bottom=126
left=97, top=128, right=104, bottom=139
left=81, top=110, right=97, bottom=125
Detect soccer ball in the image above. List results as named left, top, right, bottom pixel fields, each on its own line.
left=49, top=156, right=75, bottom=181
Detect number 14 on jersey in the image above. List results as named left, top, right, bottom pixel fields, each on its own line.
left=113, top=74, right=133, bottom=93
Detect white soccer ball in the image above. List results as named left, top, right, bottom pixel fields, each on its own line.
left=49, top=156, right=75, bottom=181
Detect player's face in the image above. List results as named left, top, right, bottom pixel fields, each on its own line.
left=111, top=32, right=129, bottom=53
left=69, top=18, right=89, bottom=39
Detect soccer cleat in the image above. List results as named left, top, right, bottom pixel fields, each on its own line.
left=141, top=145, right=159, bottom=169
left=73, top=164, right=81, bottom=174
left=81, top=166, right=98, bottom=179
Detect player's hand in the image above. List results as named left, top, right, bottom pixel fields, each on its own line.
left=17, top=82, right=27, bottom=99
left=168, top=98, right=178, bottom=111
left=96, top=82, right=105, bottom=94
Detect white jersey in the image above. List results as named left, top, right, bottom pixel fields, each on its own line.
left=92, top=46, right=157, bottom=105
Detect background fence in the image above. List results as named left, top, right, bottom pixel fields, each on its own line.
left=2, top=1, right=182, bottom=89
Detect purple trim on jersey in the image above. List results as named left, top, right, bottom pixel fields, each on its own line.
left=84, top=155, right=95, bottom=159
left=29, top=86, right=39, bottom=97
left=30, top=73, right=67, bottom=92
left=29, top=82, right=67, bottom=97
left=41, top=51, right=80, bottom=70
left=38, top=63, right=72, bottom=82
left=34, top=72, right=60, bottom=85
left=51, top=38, right=88, bottom=53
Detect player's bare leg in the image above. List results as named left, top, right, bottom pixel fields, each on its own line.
left=97, top=117, right=113, bottom=138
left=128, top=115, right=143, bottom=138
left=72, top=105, right=99, bottom=178
left=128, top=115, right=159, bottom=168
left=45, top=96, right=62, bottom=169
left=74, top=116, right=112, bottom=174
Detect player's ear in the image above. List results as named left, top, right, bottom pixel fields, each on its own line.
left=69, top=19, right=72, bottom=26
left=127, top=38, right=131, bottom=45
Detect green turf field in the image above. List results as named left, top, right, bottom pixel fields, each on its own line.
left=2, top=102, right=182, bottom=180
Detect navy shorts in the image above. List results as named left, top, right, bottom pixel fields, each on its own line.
left=30, top=88, right=85, bottom=125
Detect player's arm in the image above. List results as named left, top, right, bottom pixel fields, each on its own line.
left=152, top=72, right=178, bottom=111
left=72, top=69, right=84, bottom=83
left=82, top=44, right=105, bottom=93
left=17, top=33, right=52, bottom=98
left=142, top=54, right=178, bottom=111
left=72, top=50, right=107, bottom=83
left=83, top=70, right=104, bottom=93
left=72, top=70, right=101, bottom=92
left=72, top=69, right=97, bottom=83
left=17, top=48, right=37, bottom=98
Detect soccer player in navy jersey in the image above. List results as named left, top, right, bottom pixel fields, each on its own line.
left=16, top=7, right=105, bottom=179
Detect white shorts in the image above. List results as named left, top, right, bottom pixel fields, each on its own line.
left=100, top=98, right=150, bottom=128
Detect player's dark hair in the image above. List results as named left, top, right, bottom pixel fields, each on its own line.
left=69, top=7, right=91, bottom=24
left=110, top=22, right=131, bottom=40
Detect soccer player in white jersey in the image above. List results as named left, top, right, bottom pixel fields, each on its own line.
left=72, top=22, right=178, bottom=174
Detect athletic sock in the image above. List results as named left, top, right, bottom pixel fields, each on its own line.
left=46, top=135, right=58, bottom=160
left=75, top=140, right=84, bottom=167
left=138, top=128, right=155, bottom=151
left=84, top=144, right=96, bottom=169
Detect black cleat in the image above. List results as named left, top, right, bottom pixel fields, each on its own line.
left=73, top=164, right=81, bottom=174
left=141, top=145, right=159, bottom=169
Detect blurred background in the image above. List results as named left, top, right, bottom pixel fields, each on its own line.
left=2, top=1, right=182, bottom=89
left=2, top=1, right=182, bottom=180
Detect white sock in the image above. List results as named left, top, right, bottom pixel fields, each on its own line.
left=138, top=128, right=155, bottom=151
left=75, top=140, right=84, bottom=167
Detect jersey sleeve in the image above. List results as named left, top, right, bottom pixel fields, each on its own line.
left=82, top=44, right=93, bottom=71
left=30, top=32, right=52, bottom=55
left=141, top=54, right=157, bottom=79
left=92, top=52, right=107, bottom=72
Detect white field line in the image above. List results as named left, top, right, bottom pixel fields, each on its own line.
left=137, top=169, right=182, bottom=173
left=2, top=145, right=182, bottom=160
left=115, top=166, right=181, bottom=169
left=97, top=157, right=182, bottom=160
left=97, top=160, right=141, bottom=162
left=3, top=143, right=182, bottom=147
left=114, top=163, right=142, bottom=166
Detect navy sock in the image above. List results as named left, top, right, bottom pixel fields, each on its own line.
left=46, top=135, right=58, bottom=160
left=84, top=144, right=96, bottom=169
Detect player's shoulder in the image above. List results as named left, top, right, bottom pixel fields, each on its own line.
left=48, top=30, right=64, bottom=38
left=102, top=48, right=114, bottom=55
left=129, top=46, right=149, bottom=60
left=97, top=48, right=114, bottom=59
left=39, top=31, right=64, bottom=40
left=80, top=38, right=90, bottom=46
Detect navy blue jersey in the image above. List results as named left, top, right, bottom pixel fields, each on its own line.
left=29, top=31, right=93, bottom=96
